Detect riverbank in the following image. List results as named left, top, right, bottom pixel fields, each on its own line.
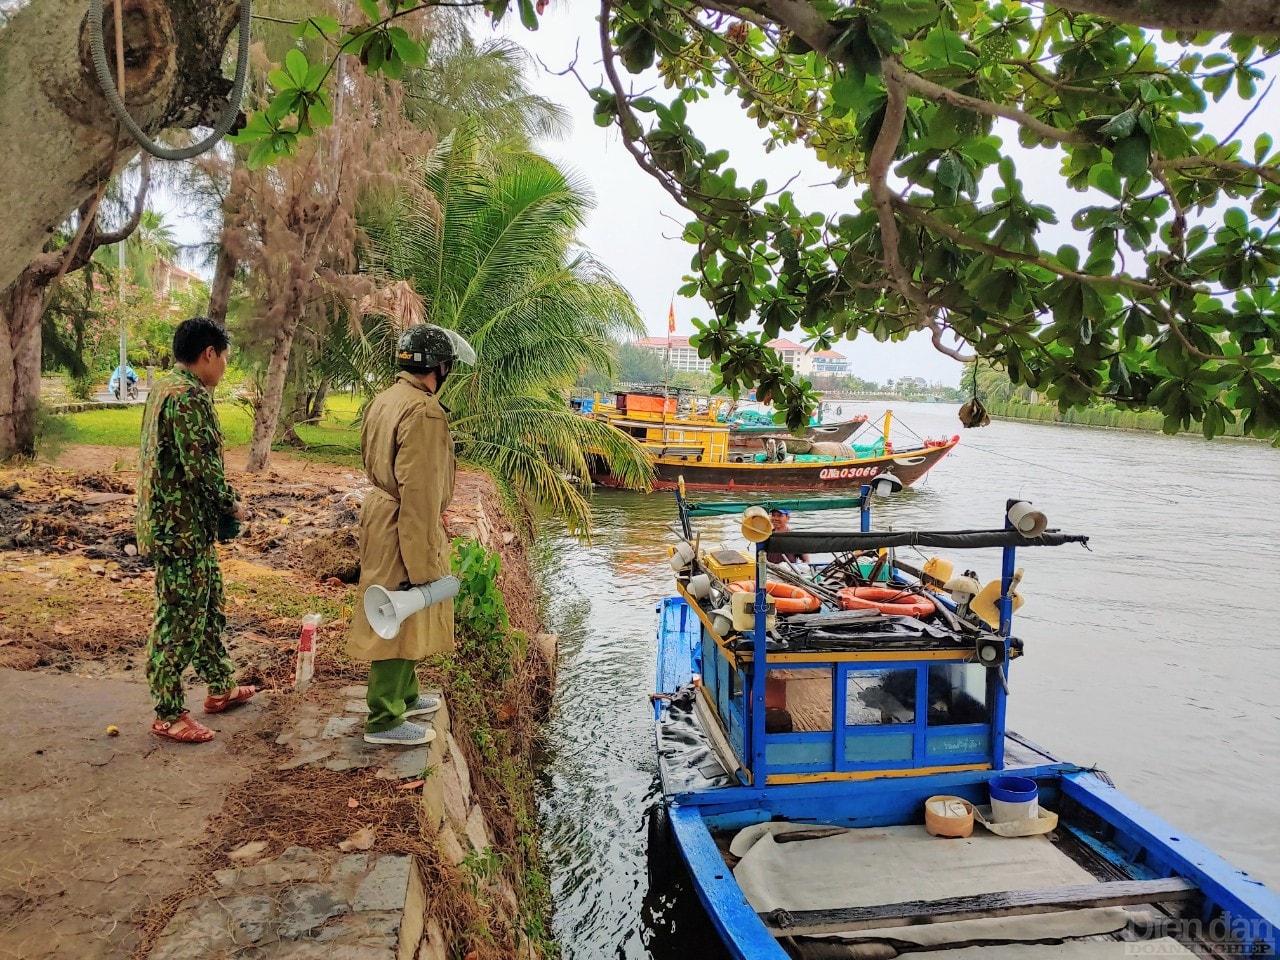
left=983, top=398, right=1255, bottom=439
left=0, top=447, right=554, bottom=960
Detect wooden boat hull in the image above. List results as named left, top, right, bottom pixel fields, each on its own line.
left=594, top=439, right=956, bottom=491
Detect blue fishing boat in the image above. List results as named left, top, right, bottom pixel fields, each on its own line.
left=652, top=486, right=1280, bottom=959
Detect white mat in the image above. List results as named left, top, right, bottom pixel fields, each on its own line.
left=925, top=938, right=1195, bottom=958
left=732, top=823, right=1133, bottom=947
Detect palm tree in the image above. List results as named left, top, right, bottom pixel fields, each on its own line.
left=126, top=209, right=179, bottom=289
left=402, top=32, right=569, bottom=148
left=340, top=126, right=652, bottom=531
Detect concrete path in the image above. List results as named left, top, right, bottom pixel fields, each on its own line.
left=0, top=669, right=272, bottom=960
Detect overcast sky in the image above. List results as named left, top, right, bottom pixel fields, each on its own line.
left=154, top=6, right=1271, bottom=388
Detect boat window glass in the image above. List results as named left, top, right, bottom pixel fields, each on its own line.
left=845, top=668, right=916, bottom=725
left=768, top=668, right=832, bottom=733
left=925, top=664, right=991, bottom=726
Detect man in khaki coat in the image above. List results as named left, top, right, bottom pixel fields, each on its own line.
left=349, top=324, right=476, bottom=746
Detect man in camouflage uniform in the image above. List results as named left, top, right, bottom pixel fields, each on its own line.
left=136, top=317, right=255, bottom=743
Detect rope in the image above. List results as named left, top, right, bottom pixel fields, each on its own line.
left=960, top=438, right=1182, bottom=505
left=87, top=0, right=252, bottom=161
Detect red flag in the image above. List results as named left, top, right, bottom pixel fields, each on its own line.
left=667, top=302, right=676, bottom=334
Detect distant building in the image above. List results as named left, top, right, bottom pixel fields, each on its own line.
left=151, top=259, right=205, bottom=299
left=811, top=348, right=849, bottom=375
left=633, top=335, right=816, bottom=375
left=898, top=376, right=928, bottom=389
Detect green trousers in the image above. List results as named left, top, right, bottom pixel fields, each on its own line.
left=366, top=658, right=420, bottom=733
left=146, top=550, right=235, bottom=721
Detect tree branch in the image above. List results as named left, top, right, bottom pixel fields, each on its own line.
left=1153, top=155, right=1280, bottom=189
left=923, top=316, right=974, bottom=362
left=30, top=156, right=153, bottom=289
left=731, top=0, right=841, bottom=54
left=598, top=0, right=695, bottom=212
left=867, top=67, right=913, bottom=307
left=893, top=198, right=1163, bottom=295
left=1034, top=0, right=1280, bottom=36
left=885, top=59, right=1087, bottom=146
left=689, top=0, right=774, bottom=29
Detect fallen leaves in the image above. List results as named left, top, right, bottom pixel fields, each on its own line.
left=338, top=824, right=376, bottom=852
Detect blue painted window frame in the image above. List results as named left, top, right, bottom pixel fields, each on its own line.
left=758, top=661, right=997, bottom=777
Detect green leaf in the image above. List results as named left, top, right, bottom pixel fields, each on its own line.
left=382, top=50, right=405, bottom=80
left=1256, top=133, right=1274, bottom=164
left=367, top=34, right=387, bottom=70
left=1223, top=207, right=1247, bottom=231
left=284, top=49, right=309, bottom=87
left=517, top=0, right=538, bottom=30
left=246, top=139, right=278, bottom=169
left=936, top=152, right=963, bottom=190
left=1111, top=133, right=1150, bottom=180
left=876, top=0, right=940, bottom=33
left=308, top=97, right=333, bottom=129
left=1203, top=70, right=1232, bottom=102
left=1098, top=110, right=1137, bottom=140
left=388, top=27, right=426, bottom=67
left=267, top=68, right=294, bottom=93
left=294, top=14, right=340, bottom=38
left=266, top=90, right=301, bottom=123
left=1085, top=165, right=1126, bottom=199
left=358, top=0, right=381, bottom=22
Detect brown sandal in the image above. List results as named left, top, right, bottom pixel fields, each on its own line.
left=151, top=712, right=215, bottom=743
left=204, top=684, right=258, bottom=714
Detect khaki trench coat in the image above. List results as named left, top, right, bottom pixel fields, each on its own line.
left=347, top=373, right=456, bottom=662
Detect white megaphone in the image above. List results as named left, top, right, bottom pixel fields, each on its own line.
left=364, top=576, right=461, bottom=640
left=1006, top=500, right=1048, bottom=538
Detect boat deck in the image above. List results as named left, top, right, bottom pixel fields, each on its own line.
left=718, top=822, right=1197, bottom=958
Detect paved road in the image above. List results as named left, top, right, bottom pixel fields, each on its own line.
left=92, top=387, right=148, bottom=405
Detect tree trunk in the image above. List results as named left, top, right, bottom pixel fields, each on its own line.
left=207, top=244, right=236, bottom=324
left=245, top=323, right=297, bottom=471
left=0, top=277, right=47, bottom=460
left=278, top=361, right=310, bottom=449
left=0, top=163, right=147, bottom=460
left=0, top=0, right=241, bottom=292
left=308, top=378, right=330, bottom=423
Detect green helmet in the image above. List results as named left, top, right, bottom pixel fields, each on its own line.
left=395, top=324, right=477, bottom=372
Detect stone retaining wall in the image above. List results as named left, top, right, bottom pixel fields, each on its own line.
left=145, top=684, right=524, bottom=960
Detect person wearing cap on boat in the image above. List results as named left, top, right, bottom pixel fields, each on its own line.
left=348, top=323, right=477, bottom=747
left=765, top=508, right=810, bottom=564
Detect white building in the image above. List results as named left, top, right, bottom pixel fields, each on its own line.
left=811, top=348, right=849, bottom=375
left=633, top=335, right=816, bottom=376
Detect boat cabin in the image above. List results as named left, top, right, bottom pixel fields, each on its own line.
left=667, top=491, right=1043, bottom=787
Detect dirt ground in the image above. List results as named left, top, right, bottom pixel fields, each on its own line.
left=0, top=670, right=281, bottom=960
left=0, top=445, right=533, bottom=960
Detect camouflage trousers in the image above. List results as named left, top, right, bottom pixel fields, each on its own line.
left=146, top=549, right=236, bottom=721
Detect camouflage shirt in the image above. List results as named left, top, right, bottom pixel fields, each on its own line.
left=136, top=367, right=238, bottom=557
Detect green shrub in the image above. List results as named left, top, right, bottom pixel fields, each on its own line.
left=66, top=373, right=97, bottom=402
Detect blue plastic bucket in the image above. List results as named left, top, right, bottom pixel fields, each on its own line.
left=989, top=776, right=1039, bottom=823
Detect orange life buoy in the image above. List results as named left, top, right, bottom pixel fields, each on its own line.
left=837, top=585, right=936, bottom=618
left=727, top=580, right=822, bottom=614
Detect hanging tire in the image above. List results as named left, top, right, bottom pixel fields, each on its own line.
left=647, top=802, right=673, bottom=892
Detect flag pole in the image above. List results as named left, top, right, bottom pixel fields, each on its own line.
left=663, top=299, right=674, bottom=452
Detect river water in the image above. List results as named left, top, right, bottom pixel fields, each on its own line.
left=535, top=402, right=1280, bottom=958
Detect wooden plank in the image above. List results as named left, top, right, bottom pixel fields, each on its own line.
left=760, top=877, right=1198, bottom=936
left=694, top=683, right=746, bottom=784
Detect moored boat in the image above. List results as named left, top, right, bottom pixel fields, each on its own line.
left=584, top=390, right=956, bottom=492
left=651, top=489, right=1280, bottom=959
